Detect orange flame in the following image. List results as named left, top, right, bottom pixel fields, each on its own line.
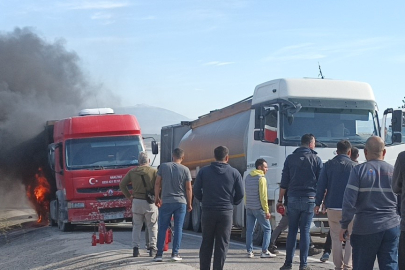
left=26, top=167, right=51, bottom=223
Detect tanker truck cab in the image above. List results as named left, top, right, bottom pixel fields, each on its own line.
left=247, top=79, right=379, bottom=238
left=47, top=108, right=158, bottom=231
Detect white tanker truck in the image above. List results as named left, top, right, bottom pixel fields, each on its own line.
left=160, top=78, right=405, bottom=244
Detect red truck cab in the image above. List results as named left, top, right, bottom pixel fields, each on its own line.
left=48, top=109, right=157, bottom=231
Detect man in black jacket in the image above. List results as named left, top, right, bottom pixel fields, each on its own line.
left=193, top=146, right=244, bottom=270
left=393, top=151, right=405, bottom=270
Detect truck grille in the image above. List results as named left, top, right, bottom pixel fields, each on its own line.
left=77, top=186, right=132, bottom=193
left=98, top=195, right=126, bottom=201
left=99, top=207, right=126, bottom=214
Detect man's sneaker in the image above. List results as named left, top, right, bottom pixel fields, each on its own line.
left=149, top=248, right=157, bottom=257
left=260, top=250, right=276, bottom=258
left=153, top=255, right=163, bottom=262
left=269, top=244, right=279, bottom=254
left=308, top=246, right=322, bottom=256
left=247, top=251, right=254, bottom=258
left=171, top=254, right=182, bottom=261
left=280, top=264, right=292, bottom=270
left=133, top=247, right=140, bottom=257
left=299, top=266, right=312, bottom=270
left=320, top=252, right=330, bottom=262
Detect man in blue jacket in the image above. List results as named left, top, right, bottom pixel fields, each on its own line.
left=277, top=134, right=323, bottom=270
left=393, top=151, right=405, bottom=270
left=193, top=146, right=244, bottom=270
left=315, top=140, right=356, bottom=269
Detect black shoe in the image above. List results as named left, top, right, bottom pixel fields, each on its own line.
left=149, top=248, right=157, bottom=257
left=133, top=247, right=140, bottom=257
left=308, top=246, right=322, bottom=256
left=280, top=264, right=292, bottom=270
left=299, top=266, right=312, bottom=270
left=269, top=244, right=280, bottom=254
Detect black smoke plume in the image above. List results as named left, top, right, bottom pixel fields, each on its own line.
left=0, top=27, right=118, bottom=218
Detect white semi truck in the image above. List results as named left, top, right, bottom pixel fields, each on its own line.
left=160, top=78, right=405, bottom=243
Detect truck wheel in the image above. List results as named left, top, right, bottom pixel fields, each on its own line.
left=191, top=198, right=201, bottom=232
left=252, top=222, right=263, bottom=246
left=183, top=211, right=192, bottom=230
left=57, top=200, right=73, bottom=232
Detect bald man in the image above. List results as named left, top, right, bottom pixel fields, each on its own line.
left=340, top=136, right=400, bottom=270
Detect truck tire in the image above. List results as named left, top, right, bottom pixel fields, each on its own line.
left=191, top=198, right=201, bottom=232
left=57, top=200, right=73, bottom=232
left=183, top=211, right=192, bottom=230
left=252, top=222, right=264, bottom=246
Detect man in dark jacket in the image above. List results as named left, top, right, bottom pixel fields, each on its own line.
left=277, top=134, right=323, bottom=270
left=392, top=151, right=405, bottom=270
left=315, top=140, right=357, bottom=269
left=193, top=146, right=244, bottom=270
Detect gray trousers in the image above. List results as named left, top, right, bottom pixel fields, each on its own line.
left=132, top=199, right=158, bottom=249
left=270, top=212, right=289, bottom=245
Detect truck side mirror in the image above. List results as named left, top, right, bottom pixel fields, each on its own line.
left=392, top=132, right=402, bottom=143
left=151, top=141, right=159, bottom=155
left=254, top=130, right=263, bottom=141
left=392, top=110, right=403, bottom=133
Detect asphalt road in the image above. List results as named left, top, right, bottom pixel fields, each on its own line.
left=0, top=208, right=337, bottom=270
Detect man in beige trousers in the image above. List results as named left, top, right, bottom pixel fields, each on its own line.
left=315, top=140, right=357, bottom=269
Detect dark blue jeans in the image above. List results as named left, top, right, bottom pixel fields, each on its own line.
left=156, top=202, right=186, bottom=256
left=351, top=225, right=400, bottom=270
left=200, top=209, right=233, bottom=270
left=399, top=231, right=405, bottom=270
left=285, top=196, right=315, bottom=268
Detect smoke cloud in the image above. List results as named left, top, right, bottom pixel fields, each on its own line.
left=0, top=27, right=120, bottom=213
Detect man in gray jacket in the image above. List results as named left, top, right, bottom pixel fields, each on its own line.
left=393, top=151, right=405, bottom=270
left=340, top=136, right=400, bottom=270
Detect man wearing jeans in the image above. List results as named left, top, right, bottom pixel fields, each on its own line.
left=245, top=158, right=276, bottom=258
left=153, top=148, right=192, bottom=262
left=315, top=140, right=356, bottom=269
left=340, top=136, right=400, bottom=270
left=277, top=134, right=323, bottom=270
left=193, top=146, right=244, bottom=270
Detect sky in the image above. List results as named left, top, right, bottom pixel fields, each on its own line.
left=1, top=1, right=405, bottom=119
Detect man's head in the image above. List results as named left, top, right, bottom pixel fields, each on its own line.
left=364, top=136, right=386, bottom=161
left=351, top=146, right=359, bottom=162
left=255, top=158, right=268, bottom=174
left=138, top=151, right=149, bottom=166
left=337, top=140, right=352, bottom=155
left=214, top=146, right=229, bottom=162
left=172, top=148, right=184, bottom=162
left=301, top=134, right=316, bottom=149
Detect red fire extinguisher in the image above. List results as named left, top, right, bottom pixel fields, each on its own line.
left=163, top=227, right=172, bottom=251
left=92, top=232, right=97, bottom=246
left=105, top=229, right=112, bottom=244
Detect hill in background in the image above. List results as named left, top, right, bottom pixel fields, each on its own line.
left=114, top=104, right=191, bottom=135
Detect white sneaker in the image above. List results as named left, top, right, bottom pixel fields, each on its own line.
left=260, top=250, right=276, bottom=258
left=247, top=251, right=254, bottom=258
left=171, top=254, right=182, bottom=261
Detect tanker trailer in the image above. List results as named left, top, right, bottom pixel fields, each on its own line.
left=160, top=98, right=251, bottom=233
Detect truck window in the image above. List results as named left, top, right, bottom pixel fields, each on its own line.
left=65, top=135, right=144, bottom=170
left=281, top=108, right=376, bottom=146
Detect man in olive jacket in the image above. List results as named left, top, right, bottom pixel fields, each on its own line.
left=120, top=151, right=158, bottom=257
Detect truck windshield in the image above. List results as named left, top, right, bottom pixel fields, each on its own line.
left=65, top=136, right=144, bottom=170
left=281, top=108, right=377, bottom=146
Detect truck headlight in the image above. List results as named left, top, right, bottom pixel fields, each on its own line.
left=67, top=202, right=85, bottom=209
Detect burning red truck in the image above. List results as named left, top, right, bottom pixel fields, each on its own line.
left=47, top=108, right=158, bottom=231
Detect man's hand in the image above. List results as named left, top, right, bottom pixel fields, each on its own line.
left=265, top=212, right=271, bottom=219
left=321, top=203, right=327, bottom=214
left=314, top=205, right=320, bottom=214
left=155, top=197, right=162, bottom=208
left=187, top=203, right=192, bottom=212
left=339, top=229, right=349, bottom=242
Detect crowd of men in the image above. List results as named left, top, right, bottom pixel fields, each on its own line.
left=119, top=134, right=404, bottom=270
